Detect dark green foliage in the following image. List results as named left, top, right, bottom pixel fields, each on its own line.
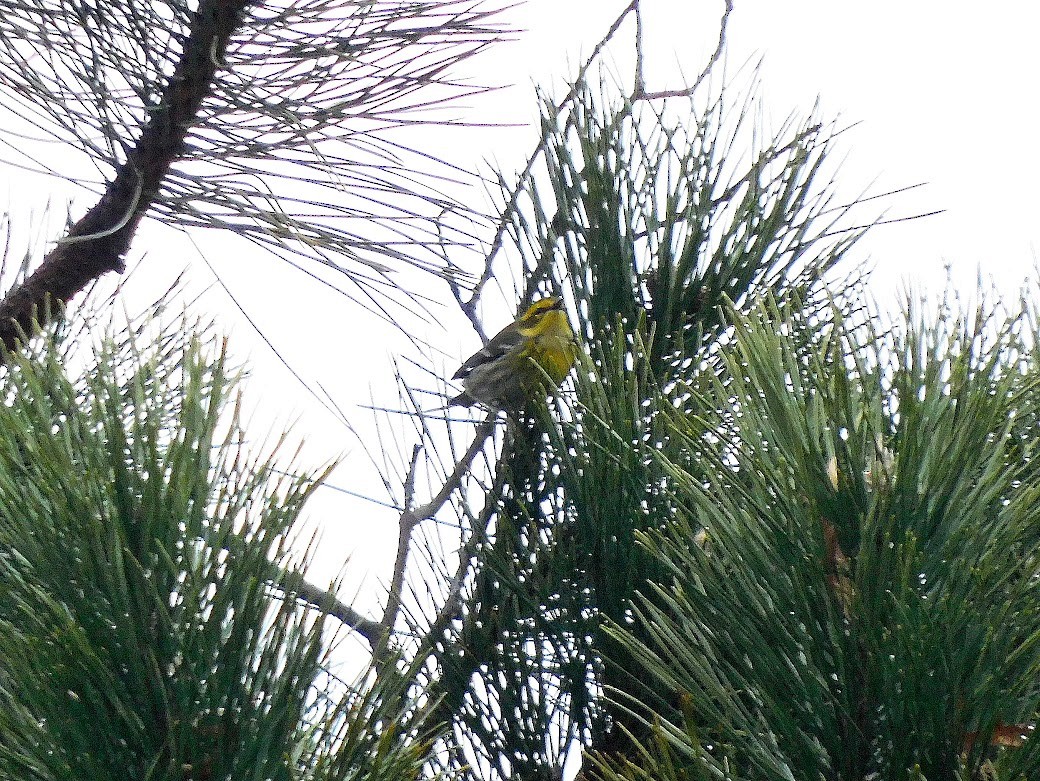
left=0, top=319, right=432, bottom=781
left=604, top=293, right=1040, bottom=780
left=430, top=72, right=871, bottom=781
left=539, top=81, right=859, bottom=386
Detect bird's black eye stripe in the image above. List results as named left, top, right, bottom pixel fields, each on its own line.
left=518, top=298, right=563, bottom=327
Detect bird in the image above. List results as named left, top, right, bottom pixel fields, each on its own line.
left=449, top=296, right=576, bottom=410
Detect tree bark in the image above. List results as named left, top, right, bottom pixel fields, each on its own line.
left=0, top=0, right=253, bottom=355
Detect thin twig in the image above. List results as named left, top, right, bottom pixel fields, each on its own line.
left=407, top=435, right=510, bottom=744
left=464, top=1, right=639, bottom=316
left=631, top=0, right=733, bottom=102
left=373, top=416, right=497, bottom=661
left=402, top=418, right=496, bottom=529
left=420, top=464, right=503, bottom=650
left=633, top=0, right=645, bottom=97
left=380, top=443, right=424, bottom=637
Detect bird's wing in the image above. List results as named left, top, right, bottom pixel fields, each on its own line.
left=452, top=325, right=523, bottom=380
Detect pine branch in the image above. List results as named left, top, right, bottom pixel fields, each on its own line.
left=0, top=0, right=252, bottom=355
left=0, top=0, right=515, bottom=348
left=277, top=570, right=385, bottom=648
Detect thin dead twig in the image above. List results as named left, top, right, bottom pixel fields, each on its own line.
left=373, top=415, right=497, bottom=662
left=631, top=0, right=733, bottom=102
left=459, top=0, right=639, bottom=318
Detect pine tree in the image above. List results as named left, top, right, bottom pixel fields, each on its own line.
left=2, top=3, right=1037, bottom=781
left=385, top=15, right=1040, bottom=781
left=411, top=72, right=876, bottom=781
left=593, top=287, right=1040, bottom=780
left=0, top=311, right=435, bottom=780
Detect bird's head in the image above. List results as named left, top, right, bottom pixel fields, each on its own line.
left=516, top=296, right=570, bottom=338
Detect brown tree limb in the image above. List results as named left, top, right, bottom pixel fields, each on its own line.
left=0, top=0, right=253, bottom=355
left=279, top=569, right=386, bottom=648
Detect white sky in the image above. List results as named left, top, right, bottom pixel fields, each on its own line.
left=508, top=1, right=1039, bottom=297
left=4, top=1, right=1038, bottom=628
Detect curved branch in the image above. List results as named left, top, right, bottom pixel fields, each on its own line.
left=631, top=0, right=733, bottom=101
left=0, top=0, right=252, bottom=355
left=281, top=416, right=497, bottom=657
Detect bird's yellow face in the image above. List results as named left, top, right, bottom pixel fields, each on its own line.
left=516, top=296, right=575, bottom=384
left=449, top=295, right=576, bottom=408
left=516, top=296, right=572, bottom=339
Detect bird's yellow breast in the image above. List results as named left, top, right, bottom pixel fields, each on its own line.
left=523, top=310, right=575, bottom=383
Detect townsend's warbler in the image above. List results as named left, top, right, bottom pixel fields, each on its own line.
left=450, top=296, right=576, bottom=409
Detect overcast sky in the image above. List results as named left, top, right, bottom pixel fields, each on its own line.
left=507, top=1, right=1038, bottom=296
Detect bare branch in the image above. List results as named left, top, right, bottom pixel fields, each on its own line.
left=261, top=412, right=495, bottom=657
left=380, top=443, right=425, bottom=636
left=633, top=0, right=646, bottom=97
left=376, top=416, right=497, bottom=660
left=280, top=570, right=385, bottom=648
left=419, top=468, right=502, bottom=651
left=462, top=0, right=638, bottom=315
left=402, top=418, right=497, bottom=531
left=632, top=0, right=733, bottom=102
